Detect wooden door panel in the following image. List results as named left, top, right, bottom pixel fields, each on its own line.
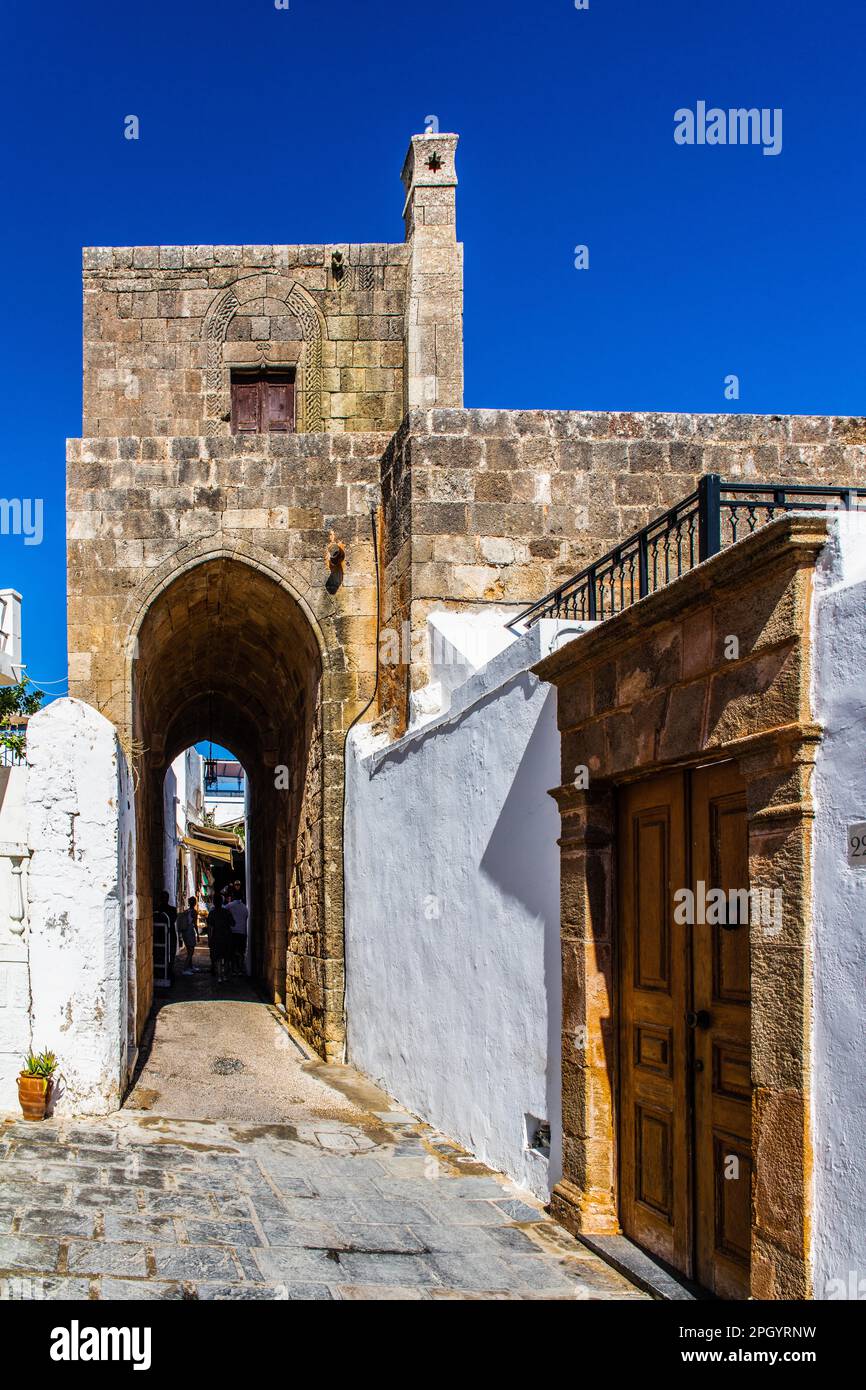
left=264, top=376, right=294, bottom=433
left=231, top=380, right=259, bottom=432
left=713, top=1134, right=752, bottom=1266
left=618, top=762, right=752, bottom=1298
left=634, top=816, right=671, bottom=992
left=711, top=799, right=751, bottom=1003
left=619, top=773, right=691, bottom=1275
left=635, top=1103, right=674, bottom=1220
left=634, top=1024, right=673, bottom=1078
left=692, top=763, right=752, bottom=1299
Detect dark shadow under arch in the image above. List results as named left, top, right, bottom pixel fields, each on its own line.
left=132, top=554, right=330, bottom=1053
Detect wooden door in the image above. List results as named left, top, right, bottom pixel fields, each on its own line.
left=618, top=763, right=752, bottom=1297
left=691, top=763, right=752, bottom=1298
left=262, top=372, right=294, bottom=432
left=230, top=371, right=295, bottom=433
left=231, top=377, right=260, bottom=433
left=619, top=772, right=692, bottom=1274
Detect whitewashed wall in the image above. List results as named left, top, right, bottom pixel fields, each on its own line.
left=162, top=747, right=205, bottom=907
left=810, top=515, right=866, bottom=1297
left=162, top=761, right=179, bottom=906
left=205, top=791, right=245, bottom=828
left=0, top=764, right=31, bottom=1109
left=26, top=698, right=135, bottom=1114
left=346, top=617, right=589, bottom=1200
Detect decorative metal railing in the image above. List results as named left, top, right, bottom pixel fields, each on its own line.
left=204, top=775, right=245, bottom=799
left=512, top=474, right=866, bottom=629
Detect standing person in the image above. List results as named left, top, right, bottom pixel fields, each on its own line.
left=226, top=887, right=249, bottom=976
left=204, top=877, right=216, bottom=973
left=177, top=896, right=198, bottom=976
left=207, top=890, right=233, bottom=984
left=157, top=891, right=178, bottom=975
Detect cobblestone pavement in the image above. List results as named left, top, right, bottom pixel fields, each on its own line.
left=0, top=1110, right=647, bottom=1301
left=0, top=962, right=646, bottom=1301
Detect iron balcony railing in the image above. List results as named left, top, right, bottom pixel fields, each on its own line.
left=513, top=474, right=866, bottom=629
left=205, top=776, right=245, bottom=799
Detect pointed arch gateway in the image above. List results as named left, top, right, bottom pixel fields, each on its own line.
left=129, top=551, right=343, bottom=1058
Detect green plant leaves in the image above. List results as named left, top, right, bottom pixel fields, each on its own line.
left=21, top=1048, right=58, bottom=1078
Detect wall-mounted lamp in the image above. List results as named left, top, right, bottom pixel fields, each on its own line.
left=326, top=541, right=346, bottom=595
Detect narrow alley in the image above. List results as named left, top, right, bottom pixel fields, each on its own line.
left=0, top=946, right=645, bottom=1301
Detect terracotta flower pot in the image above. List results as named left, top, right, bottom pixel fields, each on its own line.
left=17, top=1074, right=50, bottom=1121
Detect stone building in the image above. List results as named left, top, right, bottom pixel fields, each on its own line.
left=2, top=130, right=864, bottom=1299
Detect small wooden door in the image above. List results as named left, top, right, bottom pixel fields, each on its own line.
left=618, top=762, right=751, bottom=1297
left=230, top=370, right=295, bottom=433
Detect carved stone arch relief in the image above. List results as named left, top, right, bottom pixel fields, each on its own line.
left=203, top=279, right=325, bottom=433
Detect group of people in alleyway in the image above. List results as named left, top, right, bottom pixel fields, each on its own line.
left=207, top=885, right=248, bottom=983
left=154, top=881, right=248, bottom=985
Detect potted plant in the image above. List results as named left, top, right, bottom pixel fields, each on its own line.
left=17, top=1049, right=58, bottom=1121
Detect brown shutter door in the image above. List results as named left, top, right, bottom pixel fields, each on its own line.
left=231, top=380, right=259, bottom=433
left=264, top=377, right=294, bottom=432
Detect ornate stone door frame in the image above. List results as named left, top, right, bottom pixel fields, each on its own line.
left=551, top=724, right=818, bottom=1299
left=203, top=276, right=325, bottom=432
left=535, top=517, right=829, bottom=1299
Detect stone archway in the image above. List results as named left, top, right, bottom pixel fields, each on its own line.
left=130, top=554, right=337, bottom=1057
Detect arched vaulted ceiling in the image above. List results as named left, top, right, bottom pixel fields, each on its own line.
left=135, top=558, right=321, bottom=774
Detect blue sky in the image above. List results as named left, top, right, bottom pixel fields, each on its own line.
left=1, top=0, right=864, bottom=695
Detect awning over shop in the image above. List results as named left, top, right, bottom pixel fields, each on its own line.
left=187, top=821, right=242, bottom=848
left=180, top=835, right=235, bottom=864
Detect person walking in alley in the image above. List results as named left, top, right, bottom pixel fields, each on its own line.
left=207, top=890, right=234, bottom=984
left=177, top=896, right=198, bottom=976
left=225, top=887, right=249, bottom=976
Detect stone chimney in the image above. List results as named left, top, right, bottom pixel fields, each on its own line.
left=401, top=132, right=464, bottom=411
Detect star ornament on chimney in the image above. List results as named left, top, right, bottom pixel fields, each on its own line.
left=426, top=151, right=443, bottom=173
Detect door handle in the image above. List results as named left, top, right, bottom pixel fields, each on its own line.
left=686, top=1009, right=712, bottom=1030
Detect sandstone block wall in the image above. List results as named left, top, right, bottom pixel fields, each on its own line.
left=66, top=430, right=388, bottom=1056
left=378, top=408, right=866, bottom=729
left=66, top=428, right=388, bottom=718
left=81, top=244, right=410, bottom=438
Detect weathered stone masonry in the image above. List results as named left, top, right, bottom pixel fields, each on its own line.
left=65, top=129, right=866, bottom=1069
left=67, top=430, right=386, bottom=1055
left=378, top=408, right=866, bottom=730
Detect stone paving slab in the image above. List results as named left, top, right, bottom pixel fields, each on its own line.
left=0, top=1013, right=647, bottom=1302
left=0, top=1107, right=647, bottom=1301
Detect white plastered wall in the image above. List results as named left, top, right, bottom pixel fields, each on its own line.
left=810, top=513, right=866, bottom=1296
left=26, top=698, right=135, bottom=1114
left=0, top=764, right=31, bottom=1109
left=162, top=747, right=206, bottom=910
left=346, top=616, right=591, bottom=1199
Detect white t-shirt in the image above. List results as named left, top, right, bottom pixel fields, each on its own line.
left=226, top=899, right=248, bottom=935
